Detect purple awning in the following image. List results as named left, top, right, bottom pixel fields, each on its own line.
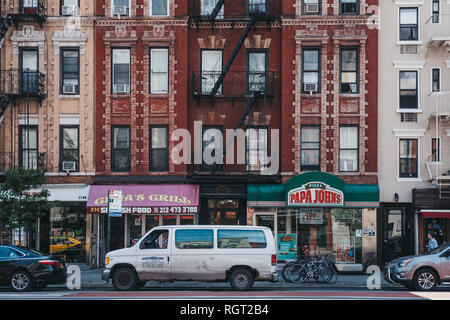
left=87, top=185, right=199, bottom=215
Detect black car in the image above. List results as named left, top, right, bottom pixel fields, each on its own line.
left=0, top=245, right=66, bottom=291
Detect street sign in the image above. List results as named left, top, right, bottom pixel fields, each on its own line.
left=108, top=190, right=123, bottom=217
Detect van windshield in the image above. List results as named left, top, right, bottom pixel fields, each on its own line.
left=140, top=230, right=169, bottom=249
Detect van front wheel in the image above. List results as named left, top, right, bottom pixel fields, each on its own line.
left=229, top=268, right=254, bottom=291
left=112, top=267, right=137, bottom=291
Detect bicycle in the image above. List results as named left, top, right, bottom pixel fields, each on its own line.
left=287, top=255, right=337, bottom=284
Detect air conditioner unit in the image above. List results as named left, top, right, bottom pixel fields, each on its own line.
left=63, top=84, right=77, bottom=94
left=114, top=84, right=129, bottom=94
left=61, top=5, right=79, bottom=16
left=114, top=6, right=128, bottom=16
left=304, top=82, right=318, bottom=92
left=62, top=161, right=76, bottom=172
left=305, top=3, right=319, bottom=13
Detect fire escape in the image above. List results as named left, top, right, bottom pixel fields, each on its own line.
left=190, top=1, right=278, bottom=174
left=0, top=1, right=46, bottom=170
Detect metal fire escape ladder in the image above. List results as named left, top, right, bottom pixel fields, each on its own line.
left=209, top=15, right=256, bottom=97
left=0, top=14, right=13, bottom=42
left=0, top=94, right=10, bottom=120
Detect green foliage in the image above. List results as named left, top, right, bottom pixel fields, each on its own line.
left=0, top=168, right=50, bottom=233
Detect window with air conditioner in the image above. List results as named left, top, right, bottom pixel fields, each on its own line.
left=61, top=0, right=80, bottom=16
left=303, top=0, right=320, bottom=15
left=112, top=48, right=131, bottom=94
left=112, top=0, right=130, bottom=16
left=60, top=126, right=79, bottom=172
left=61, top=49, right=79, bottom=95
left=302, top=47, right=320, bottom=93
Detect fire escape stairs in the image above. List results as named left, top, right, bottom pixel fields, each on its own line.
left=0, top=94, right=11, bottom=120
left=0, top=14, right=13, bottom=42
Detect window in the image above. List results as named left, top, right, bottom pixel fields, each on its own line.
left=246, top=127, right=268, bottom=172
left=248, top=51, right=267, bottom=93
left=22, top=0, right=38, bottom=14
left=399, top=139, right=418, bottom=178
left=399, top=8, right=418, bottom=41
left=301, top=126, right=320, bottom=171
left=150, top=125, right=169, bottom=172
left=61, top=49, right=79, bottom=95
left=432, top=1, right=440, bottom=24
left=248, top=0, right=267, bottom=15
left=150, top=48, right=168, bottom=94
left=140, top=230, right=169, bottom=249
left=432, top=138, right=440, bottom=163
left=399, top=71, right=418, bottom=109
left=112, top=0, right=130, bottom=16
left=150, top=0, right=168, bottom=16
left=201, top=50, right=222, bottom=94
left=432, top=68, right=440, bottom=92
left=112, top=126, right=130, bottom=172
left=202, top=126, right=223, bottom=171
left=339, top=125, right=358, bottom=172
left=175, top=229, right=213, bottom=249
left=20, top=49, right=38, bottom=94
left=340, top=0, right=358, bottom=15
left=201, top=0, right=224, bottom=18
left=112, top=48, right=130, bottom=94
left=303, top=0, right=321, bottom=15
left=19, top=126, right=38, bottom=169
left=60, top=126, right=79, bottom=172
left=0, top=247, right=22, bottom=258
left=218, top=229, right=267, bottom=249
left=302, top=48, right=320, bottom=93
left=340, top=47, right=358, bottom=93
left=60, top=0, right=80, bottom=15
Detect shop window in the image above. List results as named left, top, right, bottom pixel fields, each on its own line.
left=150, top=125, right=169, bottom=172
left=150, top=48, right=169, bottom=94
left=60, top=126, right=79, bottom=172
left=201, top=0, right=224, bottom=18
left=112, top=48, right=130, bottom=94
left=431, top=137, right=440, bottom=163
left=246, top=126, right=268, bottom=172
left=339, top=125, right=359, bottom=172
left=19, top=125, right=38, bottom=170
left=399, top=7, right=418, bottom=41
left=399, top=138, right=418, bottom=178
left=340, top=47, right=359, bottom=93
left=111, top=126, right=131, bottom=172
left=247, top=51, right=267, bottom=93
left=340, top=0, right=358, bottom=15
left=175, top=229, right=214, bottom=249
left=150, top=0, right=168, bottom=16
left=399, top=71, right=418, bottom=109
left=218, top=229, right=267, bottom=248
left=302, top=47, right=320, bottom=93
left=301, top=126, right=320, bottom=171
left=60, top=49, right=80, bottom=95
left=201, top=50, right=222, bottom=94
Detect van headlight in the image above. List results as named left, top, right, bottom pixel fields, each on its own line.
left=397, top=258, right=414, bottom=268
left=105, top=257, right=110, bottom=265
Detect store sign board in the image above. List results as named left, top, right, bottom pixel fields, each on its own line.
left=277, top=234, right=297, bottom=260
left=299, top=208, right=324, bottom=224
left=108, top=190, right=123, bottom=217
left=287, top=182, right=344, bottom=207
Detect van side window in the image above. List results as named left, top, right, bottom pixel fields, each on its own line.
left=140, top=230, right=169, bottom=249
left=217, top=230, right=267, bottom=249
left=175, top=229, right=213, bottom=249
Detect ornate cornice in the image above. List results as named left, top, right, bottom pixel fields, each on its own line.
left=11, top=25, right=46, bottom=55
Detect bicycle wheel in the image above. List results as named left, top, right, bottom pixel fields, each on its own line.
left=287, top=263, right=308, bottom=284
left=282, top=262, right=296, bottom=283
left=317, top=261, right=338, bottom=284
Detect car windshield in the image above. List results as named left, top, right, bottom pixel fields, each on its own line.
left=427, top=242, right=449, bottom=255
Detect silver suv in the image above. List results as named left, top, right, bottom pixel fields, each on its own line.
left=385, top=242, right=450, bottom=291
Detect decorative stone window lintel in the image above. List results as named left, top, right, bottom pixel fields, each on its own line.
left=11, top=25, right=45, bottom=55
left=52, top=27, right=87, bottom=55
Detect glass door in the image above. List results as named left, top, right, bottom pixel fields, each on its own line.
left=382, top=207, right=409, bottom=263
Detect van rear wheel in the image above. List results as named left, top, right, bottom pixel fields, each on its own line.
left=112, top=267, right=137, bottom=291
left=229, top=268, right=254, bottom=291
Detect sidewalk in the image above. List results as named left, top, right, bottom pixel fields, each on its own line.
left=50, top=264, right=399, bottom=289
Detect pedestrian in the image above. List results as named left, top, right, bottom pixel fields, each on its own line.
left=436, top=229, right=444, bottom=245
left=427, top=232, right=438, bottom=253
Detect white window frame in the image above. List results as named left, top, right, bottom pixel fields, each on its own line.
left=397, top=6, right=421, bottom=45
left=111, top=0, right=131, bottom=17
left=394, top=65, right=423, bottom=113
left=150, top=48, right=169, bottom=94
left=392, top=129, right=425, bottom=182
left=112, top=48, right=131, bottom=94
left=150, top=0, right=169, bottom=16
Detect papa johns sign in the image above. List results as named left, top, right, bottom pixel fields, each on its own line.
left=288, top=182, right=344, bottom=207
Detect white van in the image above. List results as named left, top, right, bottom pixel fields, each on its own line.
left=102, top=225, right=278, bottom=291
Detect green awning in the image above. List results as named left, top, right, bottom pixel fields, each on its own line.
left=247, top=184, right=286, bottom=207
left=344, top=184, right=379, bottom=208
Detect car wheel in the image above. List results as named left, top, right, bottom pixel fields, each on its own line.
left=229, top=268, right=254, bottom=291
left=414, top=269, right=438, bottom=291
left=10, top=271, right=32, bottom=292
left=112, top=267, right=137, bottom=291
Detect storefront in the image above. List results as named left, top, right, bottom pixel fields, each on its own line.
left=86, top=184, right=199, bottom=268
left=248, top=172, right=379, bottom=272
left=413, top=188, right=450, bottom=254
